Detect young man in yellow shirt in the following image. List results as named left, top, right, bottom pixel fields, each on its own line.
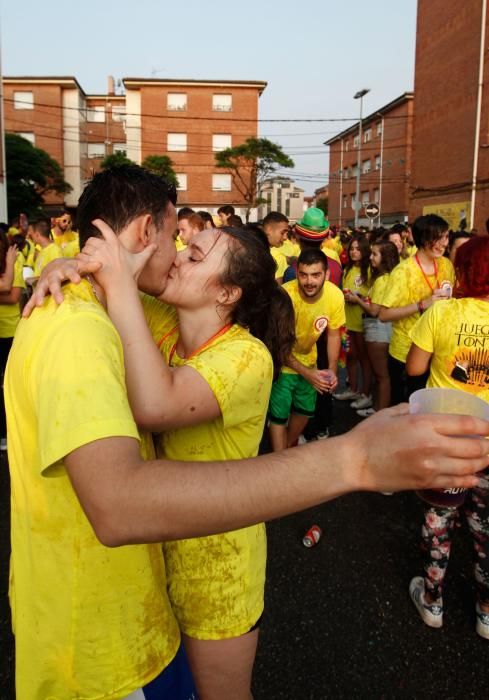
left=268, top=248, right=345, bottom=450
left=262, top=211, right=290, bottom=283
left=31, top=219, right=64, bottom=276
left=9, top=166, right=489, bottom=699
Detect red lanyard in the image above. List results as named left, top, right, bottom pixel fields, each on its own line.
left=167, top=323, right=233, bottom=365
left=415, top=254, right=440, bottom=293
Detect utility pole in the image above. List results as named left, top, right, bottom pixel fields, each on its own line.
left=354, top=89, right=370, bottom=228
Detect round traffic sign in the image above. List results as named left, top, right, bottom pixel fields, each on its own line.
left=364, top=203, right=380, bottom=219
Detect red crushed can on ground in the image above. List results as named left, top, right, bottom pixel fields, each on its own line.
left=303, top=525, right=322, bottom=547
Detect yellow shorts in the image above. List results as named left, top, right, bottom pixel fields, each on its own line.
left=163, top=523, right=266, bottom=640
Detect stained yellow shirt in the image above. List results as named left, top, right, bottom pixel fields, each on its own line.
left=410, top=297, right=489, bottom=401
left=34, top=242, right=64, bottom=275
left=142, top=297, right=272, bottom=639
left=381, top=255, right=455, bottom=362
left=0, top=255, right=26, bottom=338
left=343, top=265, right=371, bottom=332
left=282, top=279, right=345, bottom=372
left=6, top=281, right=180, bottom=699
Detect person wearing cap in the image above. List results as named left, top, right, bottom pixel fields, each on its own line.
left=284, top=208, right=342, bottom=286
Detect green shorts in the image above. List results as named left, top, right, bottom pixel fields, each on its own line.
left=268, top=372, right=317, bottom=424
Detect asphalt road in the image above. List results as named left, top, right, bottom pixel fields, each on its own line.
left=1, top=401, right=487, bottom=699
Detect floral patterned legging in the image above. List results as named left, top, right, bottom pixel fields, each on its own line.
left=421, top=486, right=489, bottom=605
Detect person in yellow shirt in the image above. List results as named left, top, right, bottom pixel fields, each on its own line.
left=0, top=234, right=22, bottom=450
left=77, top=222, right=293, bottom=699
left=268, top=248, right=345, bottom=450
left=406, top=235, right=489, bottom=638
left=262, top=211, right=290, bottom=283
left=347, top=240, right=400, bottom=417
left=379, top=214, right=455, bottom=403
left=20, top=166, right=489, bottom=698
left=335, top=235, right=373, bottom=409
left=31, top=219, right=64, bottom=275
left=51, top=210, right=78, bottom=249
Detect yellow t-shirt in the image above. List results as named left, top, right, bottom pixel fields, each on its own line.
left=381, top=255, right=455, bottom=362
left=410, top=297, right=489, bottom=401
left=322, top=246, right=341, bottom=265
left=281, top=239, right=300, bottom=259
left=370, top=273, right=391, bottom=305
left=62, top=238, right=81, bottom=258
left=406, top=244, right=418, bottom=257
left=175, top=236, right=186, bottom=251
left=5, top=281, right=180, bottom=700
left=143, top=300, right=272, bottom=639
left=34, top=242, right=64, bottom=275
left=51, top=229, right=78, bottom=249
left=342, top=265, right=371, bottom=332
left=282, top=279, right=346, bottom=372
left=0, top=255, right=26, bottom=338
left=271, top=245, right=287, bottom=279
left=323, top=236, right=343, bottom=256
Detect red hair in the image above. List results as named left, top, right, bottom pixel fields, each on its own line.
left=454, top=235, right=489, bottom=298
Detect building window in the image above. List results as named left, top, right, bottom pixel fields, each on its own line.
left=351, top=193, right=357, bottom=209
left=112, top=105, right=126, bottom=122
left=13, top=91, right=33, bottom=110
left=167, top=93, right=187, bottom=111
left=353, top=135, right=359, bottom=148
left=361, top=191, right=370, bottom=204
left=376, top=121, right=382, bottom=136
left=364, top=128, right=372, bottom=143
left=113, top=143, right=127, bottom=153
left=167, top=133, right=187, bottom=152
left=17, top=132, right=35, bottom=145
left=87, top=143, right=105, bottom=158
left=212, top=174, right=232, bottom=191
left=373, top=188, right=380, bottom=203
left=212, top=94, right=232, bottom=111
left=176, top=173, right=187, bottom=191
left=343, top=167, right=349, bottom=180
left=345, top=140, right=349, bottom=152
left=352, top=165, right=359, bottom=177
left=362, top=159, right=371, bottom=174
left=375, top=155, right=381, bottom=170
left=212, top=134, right=232, bottom=152
left=87, top=106, right=105, bottom=122
left=343, top=195, right=347, bottom=209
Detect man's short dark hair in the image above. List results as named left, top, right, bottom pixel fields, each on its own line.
left=196, top=210, right=214, bottom=227
left=217, top=205, right=235, bottom=217
left=411, top=214, right=449, bottom=249
left=177, top=207, right=194, bottom=221
left=33, top=219, right=51, bottom=239
left=77, top=166, right=176, bottom=248
left=263, top=211, right=289, bottom=228
left=297, top=248, right=328, bottom=270
left=228, top=214, right=243, bottom=227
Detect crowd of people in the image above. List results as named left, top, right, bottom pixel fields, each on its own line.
left=2, top=165, right=488, bottom=699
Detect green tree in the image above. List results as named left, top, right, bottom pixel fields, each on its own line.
left=5, top=133, right=72, bottom=219
left=100, top=151, right=135, bottom=169
left=141, top=155, right=178, bottom=187
left=215, top=137, right=294, bottom=220
left=316, top=196, right=328, bottom=216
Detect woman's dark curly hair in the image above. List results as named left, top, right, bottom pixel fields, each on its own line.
left=218, top=226, right=296, bottom=379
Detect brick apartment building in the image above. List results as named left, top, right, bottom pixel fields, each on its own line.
left=325, top=93, right=413, bottom=228
left=3, top=75, right=267, bottom=216
left=410, top=0, right=489, bottom=232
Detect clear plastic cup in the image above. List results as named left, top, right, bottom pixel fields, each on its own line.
left=409, top=388, right=489, bottom=507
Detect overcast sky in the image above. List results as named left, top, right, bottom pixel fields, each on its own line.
left=1, top=0, right=417, bottom=194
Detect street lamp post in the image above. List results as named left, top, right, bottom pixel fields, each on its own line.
left=354, top=89, right=370, bottom=228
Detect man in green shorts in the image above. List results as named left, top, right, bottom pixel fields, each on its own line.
left=268, top=247, right=346, bottom=450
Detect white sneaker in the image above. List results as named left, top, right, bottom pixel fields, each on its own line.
left=409, top=576, right=443, bottom=628
left=333, top=389, right=361, bottom=401
left=297, top=435, right=308, bottom=445
left=476, top=603, right=489, bottom=640
left=351, top=394, right=373, bottom=409
left=0, top=438, right=7, bottom=451
left=356, top=408, right=376, bottom=418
